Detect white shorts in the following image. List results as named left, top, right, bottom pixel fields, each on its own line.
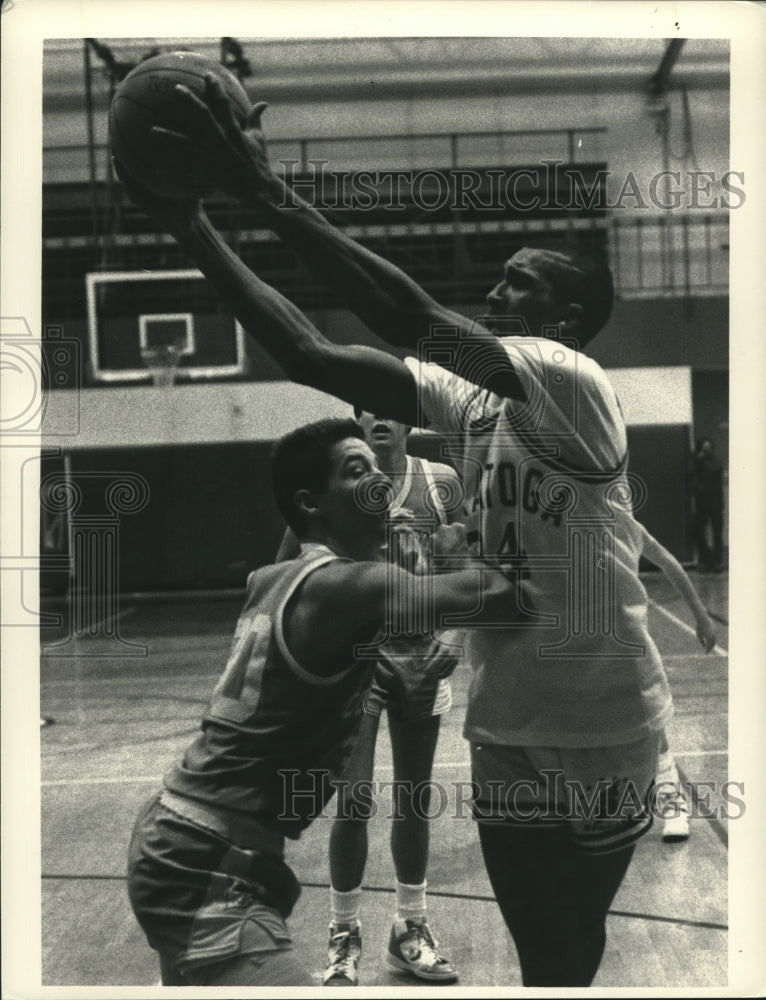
left=364, top=668, right=452, bottom=719
left=470, top=734, right=661, bottom=855
left=362, top=633, right=457, bottom=720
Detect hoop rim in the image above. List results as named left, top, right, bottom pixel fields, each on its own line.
left=140, top=343, right=183, bottom=387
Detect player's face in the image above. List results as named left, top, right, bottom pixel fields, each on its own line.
left=356, top=410, right=409, bottom=455
left=315, top=437, right=392, bottom=554
left=483, top=248, right=570, bottom=336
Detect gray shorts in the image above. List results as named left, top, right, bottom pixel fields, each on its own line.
left=470, top=734, right=661, bottom=854
left=127, top=792, right=300, bottom=980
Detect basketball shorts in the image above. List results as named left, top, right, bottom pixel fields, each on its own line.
left=127, top=791, right=301, bottom=981
left=363, top=634, right=457, bottom=720
left=469, top=734, right=660, bottom=855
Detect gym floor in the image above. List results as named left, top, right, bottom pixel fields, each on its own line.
left=39, top=571, right=728, bottom=990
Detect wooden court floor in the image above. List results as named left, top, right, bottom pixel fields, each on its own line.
left=38, top=572, right=729, bottom=990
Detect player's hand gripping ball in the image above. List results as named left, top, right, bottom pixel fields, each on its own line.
left=109, top=51, right=252, bottom=199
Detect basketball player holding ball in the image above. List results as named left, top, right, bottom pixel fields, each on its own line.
left=109, top=51, right=254, bottom=200
left=115, top=74, right=677, bottom=987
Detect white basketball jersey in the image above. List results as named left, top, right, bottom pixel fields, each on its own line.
left=391, top=454, right=449, bottom=525
left=405, top=337, right=672, bottom=748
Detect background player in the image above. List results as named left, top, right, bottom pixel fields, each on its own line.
left=126, top=417, right=520, bottom=987
left=324, top=412, right=463, bottom=985
left=689, top=438, right=726, bottom=573
left=628, top=518, right=718, bottom=842
left=117, top=79, right=675, bottom=986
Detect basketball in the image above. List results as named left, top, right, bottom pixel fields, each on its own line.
left=109, top=51, right=253, bottom=200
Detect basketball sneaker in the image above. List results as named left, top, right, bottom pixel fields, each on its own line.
left=658, top=789, right=691, bottom=842
left=386, top=916, right=458, bottom=982
left=322, top=923, right=362, bottom=986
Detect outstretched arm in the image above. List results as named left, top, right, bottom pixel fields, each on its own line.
left=285, top=555, right=527, bottom=679
left=310, top=556, right=524, bottom=637
left=181, top=210, right=423, bottom=423
left=114, top=160, right=422, bottom=425
left=153, top=79, right=526, bottom=402
left=638, top=524, right=717, bottom=652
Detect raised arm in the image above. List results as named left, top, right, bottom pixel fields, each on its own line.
left=152, top=78, right=526, bottom=402
left=183, top=210, right=425, bottom=422
left=637, top=524, right=717, bottom=652
left=114, top=160, right=422, bottom=425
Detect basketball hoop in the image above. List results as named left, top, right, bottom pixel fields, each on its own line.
left=140, top=343, right=182, bottom=387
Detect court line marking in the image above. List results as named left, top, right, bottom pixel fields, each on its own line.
left=43, top=775, right=165, bottom=787
left=40, top=651, right=723, bottom=691
left=121, top=588, right=246, bottom=601
left=41, top=672, right=218, bottom=689
left=41, top=605, right=136, bottom=639
left=662, top=653, right=728, bottom=661
left=41, top=761, right=474, bottom=786
left=38, top=872, right=728, bottom=932
left=649, top=600, right=728, bottom=656
left=707, top=609, right=729, bottom=627
left=676, top=762, right=728, bottom=848
left=299, top=882, right=730, bottom=931
left=41, top=750, right=729, bottom=787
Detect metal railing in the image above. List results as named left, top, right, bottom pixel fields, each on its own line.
left=41, top=125, right=727, bottom=314
left=43, top=126, right=608, bottom=184
left=43, top=211, right=728, bottom=324
left=610, top=214, right=728, bottom=296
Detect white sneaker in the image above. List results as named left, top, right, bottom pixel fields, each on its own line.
left=323, top=923, right=362, bottom=986
left=386, top=917, right=458, bottom=982
left=658, top=790, right=691, bottom=843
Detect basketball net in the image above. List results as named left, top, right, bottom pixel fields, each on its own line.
left=140, top=344, right=182, bottom=387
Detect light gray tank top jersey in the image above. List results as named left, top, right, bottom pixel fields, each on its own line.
left=164, top=545, right=376, bottom=838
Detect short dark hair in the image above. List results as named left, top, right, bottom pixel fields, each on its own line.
left=352, top=405, right=411, bottom=434
left=272, top=418, right=366, bottom=535
left=523, top=237, right=614, bottom=345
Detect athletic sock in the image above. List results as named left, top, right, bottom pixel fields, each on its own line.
left=395, top=879, right=427, bottom=924
left=330, top=885, right=362, bottom=930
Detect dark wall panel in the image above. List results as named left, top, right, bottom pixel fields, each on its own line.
left=588, top=296, right=728, bottom=370
left=65, top=443, right=286, bottom=592
left=626, top=423, right=693, bottom=565
left=691, top=369, right=729, bottom=472
left=413, top=424, right=694, bottom=564
left=59, top=426, right=691, bottom=594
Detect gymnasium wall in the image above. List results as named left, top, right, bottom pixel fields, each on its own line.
left=43, top=38, right=730, bottom=205
left=38, top=38, right=729, bottom=590
left=40, top=428, right=695, bottom=594
left=41, top=328, right=712, bottom=589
